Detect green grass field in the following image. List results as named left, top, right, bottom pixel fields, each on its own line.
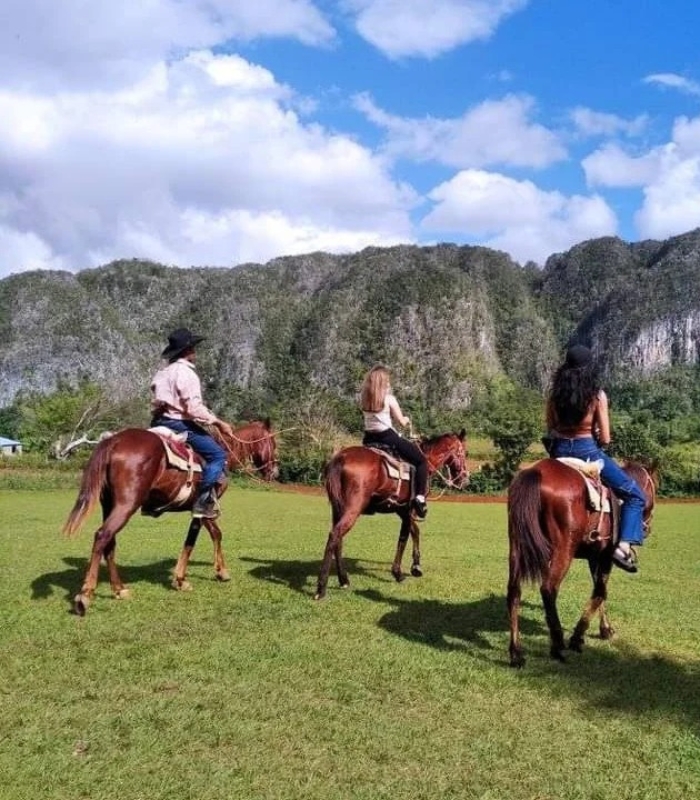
left=1, top=487, right=698, bottom=800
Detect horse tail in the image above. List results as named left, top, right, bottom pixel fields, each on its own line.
left=324, top=453, right=344, bottom=518
left=62, top=436, right=114, bottom=538
left=508, top=467, right=551, bottom=584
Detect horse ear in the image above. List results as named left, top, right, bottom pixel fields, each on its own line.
left=458, top=428, right=466, bottom=440
left=264, top=417, right=272, bottom=430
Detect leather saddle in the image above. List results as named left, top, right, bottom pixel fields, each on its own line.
left=365, top=445, right=415, bottom=509
left=556, top=456, right=620, bottom=543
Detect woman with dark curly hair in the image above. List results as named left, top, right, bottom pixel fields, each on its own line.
left=545, top=345, right=646, bottom=572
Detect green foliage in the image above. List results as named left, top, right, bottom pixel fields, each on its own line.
left=15, top=380, right=144, bottom=456
left=479, top=383, right=542, bottom=487
left=0, top=403, right=21, bottom=439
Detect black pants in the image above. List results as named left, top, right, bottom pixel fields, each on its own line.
left=363, top=428, right=428, bottom=496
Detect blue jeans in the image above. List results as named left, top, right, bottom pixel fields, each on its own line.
left=550, top=436, right=646, bottom=545
left=155, top=418, right=226, bottom=492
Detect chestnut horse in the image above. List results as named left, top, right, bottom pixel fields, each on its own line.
left=315, top=430, right=469, bottom=600
left=63, top=419, right=279, bottom=616
left=507, top=458, right=657, bottom=666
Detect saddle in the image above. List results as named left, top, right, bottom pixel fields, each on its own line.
left=556, top=456, right=619, bottom=543
left=141, top=427, right=202, bottom=516
left=365, top=445, right=414, bottom=507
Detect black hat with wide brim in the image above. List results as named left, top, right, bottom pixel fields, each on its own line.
left=161, top=328, right=206, bottom=361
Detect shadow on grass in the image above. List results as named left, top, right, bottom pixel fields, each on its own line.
left=357, top=588, right=545, bottom=660
left=30, top=555, right=220, bottom=604
left=357, top=587, right=700, bottom=736
left=240, top=555, right=400, bottom=596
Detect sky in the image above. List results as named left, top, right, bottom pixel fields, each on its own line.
left=1, top=0, right=700, bottom=279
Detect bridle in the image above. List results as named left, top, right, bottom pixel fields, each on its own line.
left=421, top=435, right=469, bottom=491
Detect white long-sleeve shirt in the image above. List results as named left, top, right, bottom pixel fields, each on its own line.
left=150, top=359, right=218, bottom=424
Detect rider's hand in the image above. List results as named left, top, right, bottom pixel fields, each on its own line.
left=217, top=421, right=234, bottom=437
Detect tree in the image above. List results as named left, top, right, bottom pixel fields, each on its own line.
left=17, top=381, right=129, bottom=458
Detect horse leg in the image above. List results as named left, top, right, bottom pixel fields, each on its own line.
left=315, top=507, right=359, bottom=600
left=172, top=518, right=202, bottom=591
left=569, top=556, right=613, bottom=651
left=409, top=518, right=422, bottom=577
left=391, top=511, right=411, bottom=582
left=103, top=537, right=130, bottom=600
left=507, top=547, right=525, bottom=668
left=204, top=518, right=231, bottom=583
left=540, top=554, right=572, bottom=662
left=74, top=504, right=138, bottom=616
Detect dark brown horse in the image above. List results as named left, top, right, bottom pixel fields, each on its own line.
left=63, top=419, right=279, bottom=615
left=507, top=458, right=657, bottom=666
left=315, top=430, right=469, bottom=600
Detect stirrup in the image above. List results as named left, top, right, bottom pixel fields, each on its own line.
left=612, top=545, right=638, bottom=573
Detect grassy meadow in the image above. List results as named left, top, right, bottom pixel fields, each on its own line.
left=0, top=485, right=699, bottom=800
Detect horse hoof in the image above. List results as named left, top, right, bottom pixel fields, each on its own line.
left=73, top=594, right=89, bottom=616
left=509, top=653, right=525, bottom=668
left=551, top=649, right=567, bottom=663
left=216, top=570, right=231, bottom=582
left=410, top=565, right=423, bottom=578
left=313, top=591, right=326, bottom=601
left=391, top=570, right=405, bottom=583
left=114, top=588, right=131, bottom=600
left=568, top=638, right=583, bottom=653
left=171, top=578, right=193, bottom=592
left=600, top=626, right=615, bottom=640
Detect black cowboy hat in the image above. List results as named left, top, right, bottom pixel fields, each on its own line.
left=161, top=328, right=206, bottom=361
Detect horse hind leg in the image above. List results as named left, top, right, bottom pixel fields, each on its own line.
left=74, top=504, right=138, bottom=616
left=103, top=538, right=130, bottom=600
left=315, top=506, right=359, bottom=600
left=507, top=544, right=525, bottom=668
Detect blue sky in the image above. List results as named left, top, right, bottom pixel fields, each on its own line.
left=1, top=0, right=699, bottom=278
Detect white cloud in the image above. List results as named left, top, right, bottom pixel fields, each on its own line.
left=570, top=107, right=648, bottom=138
left=422, top=169, right=617, bottom=264
left=583, top=143, right=662, bottom=188
left=634, top=116, right=700, bottom=239
left=0, top=0, right=335, bottom=91
left=355, top=93, right=565, bottom=169
left=644, top=73, right=700, bottom=97
left=0, top=51, right=416, bottom=278
left=345, top=0, right=529, bottom=59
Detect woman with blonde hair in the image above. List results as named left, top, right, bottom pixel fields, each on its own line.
left=360, top=365, right=429, bottom=518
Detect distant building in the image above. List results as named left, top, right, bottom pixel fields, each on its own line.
left=0, top=436, right=22, bottom=456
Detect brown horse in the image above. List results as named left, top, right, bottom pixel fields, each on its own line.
left=315, top=430, right=469, bottom=600
left=507, top=458, right=657, bottom=666
left=63, top=419, right=279, bottom=616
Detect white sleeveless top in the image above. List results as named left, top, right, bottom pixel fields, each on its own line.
left=363, top=393, right=395, bottom=432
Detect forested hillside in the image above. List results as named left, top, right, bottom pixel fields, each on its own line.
left=2, top=229, right=700, bottom=492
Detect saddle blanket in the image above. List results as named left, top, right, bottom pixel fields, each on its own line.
left=556, top=456, right=609, bottom=512
left=148, top=426, right=202, bottom=473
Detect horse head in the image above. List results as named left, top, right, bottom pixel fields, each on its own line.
left=422, top=428, right=469, bottom=489
left=250, top=418, right=280, bottom=481
left=220, top=418, right=280, bottom=481
left=623, top=458, right=658, bottom=538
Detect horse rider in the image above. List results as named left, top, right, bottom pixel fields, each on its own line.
left=545, top=344, right=647, bottom=572
left=150, top=328, right=233, bottom=518
left=359, top=365, right=429, bottom=519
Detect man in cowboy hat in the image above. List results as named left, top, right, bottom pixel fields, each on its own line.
left=150, top=327, right=234, bottom=518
